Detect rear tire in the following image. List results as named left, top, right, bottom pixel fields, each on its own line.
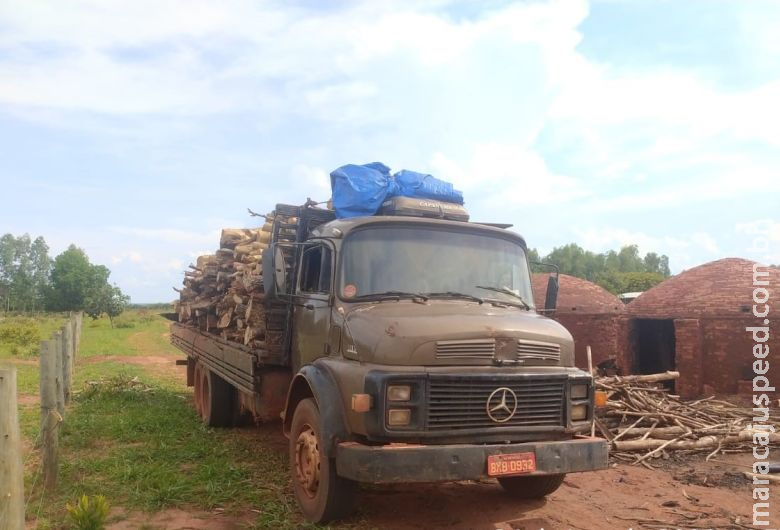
left=497, top=474, right=565, bottom=499
left=200, top=367, right=235, bottom=427
left=290, top=398, right=356, bottom=523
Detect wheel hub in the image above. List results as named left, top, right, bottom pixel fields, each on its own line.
left=294, top=425, right=320, bottom=498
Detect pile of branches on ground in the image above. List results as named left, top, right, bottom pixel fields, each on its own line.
left=595, top=371, right=780, bottom=467
left=173, top=211, right=297, bottom=349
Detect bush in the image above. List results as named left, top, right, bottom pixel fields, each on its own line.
left=137, top=310, right=155, bottom=324
left=0, top=317, right=41, bottom=354
left=65, top=495, right=110, bottom=530
left=78, top=373, right=155, bottom=401
left=113, top=318, right=136, bottom=329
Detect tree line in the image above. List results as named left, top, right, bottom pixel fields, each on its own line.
left=0, top=233, right=129, bottom=324
left=528, top=243, right=672, bottom=295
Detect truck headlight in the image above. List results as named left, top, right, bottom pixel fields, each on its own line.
left=388, top=408, right=411, bottom=426
left=571, top=403, right=588, bottom=421
left=571, top=384, right=589, bottom=400
left=387, top=385, right=411, bottom=401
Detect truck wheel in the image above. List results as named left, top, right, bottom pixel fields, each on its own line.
left=497, top=474, right=565, bottom=499
left=200, top=368, right=235, bottom=428
left=290, top=398, right=356, bottom=523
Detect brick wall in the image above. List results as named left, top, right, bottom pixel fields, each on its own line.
left=700, top=317, right=778, bottom=397
left=554, top=314, right=624, bottom=371
left=674, top=319, right=703, bottom=398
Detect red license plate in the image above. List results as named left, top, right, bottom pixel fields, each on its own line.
left=487, top=452, right=537, bottom=477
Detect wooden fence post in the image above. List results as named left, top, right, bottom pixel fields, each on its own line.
left=0, top=368, right=25, bottom=530
left=40, top=340, right=60, bottom=492
left=69, top=313, right=77, bottom=374
left=62, top=323, right=73, bottom=405
left=74, top=312, right=83, bottom=361
left=53, top=331, right=65, bottom=417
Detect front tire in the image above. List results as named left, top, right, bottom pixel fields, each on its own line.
left=497, top=474, right=565, bottom=499
left=289, top=398, right=356, bottom=523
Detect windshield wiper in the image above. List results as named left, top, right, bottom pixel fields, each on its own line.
left=353, top=291, right=429, bottom=302
left=475, top=285, right=531, bottom=310
left=424, top=291, right=484, bottom=304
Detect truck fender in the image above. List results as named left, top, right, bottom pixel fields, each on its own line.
left=282, top=362, right=349, bottom=458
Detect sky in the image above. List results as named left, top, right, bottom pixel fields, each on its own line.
left=1, top=0, right=779, bottom=303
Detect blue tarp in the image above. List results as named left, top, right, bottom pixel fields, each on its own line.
left=329, top=162, right=396, bottom=219
left=391, top=170, right=464, bottom=205
left=329, top=162, right=463, bottom=218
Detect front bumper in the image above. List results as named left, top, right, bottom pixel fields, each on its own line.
left=336, top=436, right=608, bottom=483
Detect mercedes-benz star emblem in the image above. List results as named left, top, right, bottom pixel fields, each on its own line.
left=486, top=387, right=518, bottom=423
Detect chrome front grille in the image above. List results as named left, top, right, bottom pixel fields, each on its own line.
left=516, top=339, right=561, bottom=363
left=427, top=375, right=566, bottom=430
left=436, top=338, right=495, bottom=359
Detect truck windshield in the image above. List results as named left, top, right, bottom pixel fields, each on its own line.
left=340, top=226, right=534, bottom=306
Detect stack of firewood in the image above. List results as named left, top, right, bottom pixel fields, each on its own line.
left=594, top=371, right=780, bottom=466
left=173, top=212, right=297, bottom=349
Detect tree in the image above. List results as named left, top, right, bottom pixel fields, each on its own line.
left=85, top=283, right=130, bottom=327
left=0, top=233, right=52, bottom=311
left=49, top=245, right=109, bottom=311
left=534, top=243, right=672, bottom=294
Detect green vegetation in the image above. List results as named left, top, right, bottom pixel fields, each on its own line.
left=15, top=310, right=367, bottom=529
left=529, top=243, right=672, bottom=294
left=0, top=233, right=50, bottom=312
left=65, top=495, right=110, bottom=530
left=0, top=234, right=130, bottom=320
left=84, top=283, right=130, bottom=328
left=0, top=316, right=41, bottom=355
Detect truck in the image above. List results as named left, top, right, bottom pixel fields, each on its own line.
left=170, top=199, right=608, bottom=523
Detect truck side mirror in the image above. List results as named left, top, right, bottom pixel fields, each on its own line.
left=262, top=245, right=288, bottom=297
left=545, top=276, right=559, bottom=313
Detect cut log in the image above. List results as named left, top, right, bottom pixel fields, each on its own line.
left=600, top=371, right=679, bottom=385
left=613, top=436, right=720, bottom=452
left=176, top=210, right=305, bottom=355
left=217, top=307, right=233, bottom=328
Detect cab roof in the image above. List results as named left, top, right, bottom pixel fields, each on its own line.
left=310, top=215, right=527, bottom=248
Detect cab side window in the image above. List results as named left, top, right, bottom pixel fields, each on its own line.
left=299, top=244, right=332, bottom=294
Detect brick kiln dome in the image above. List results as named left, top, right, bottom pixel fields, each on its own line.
left=627, top=257, right=779, bottom=318
left=531, top=273, right=625, bottom=314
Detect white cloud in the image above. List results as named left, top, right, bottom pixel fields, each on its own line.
left=430, top=144, right=588, bottom=207
left=2, top=0, right=780, bottom=300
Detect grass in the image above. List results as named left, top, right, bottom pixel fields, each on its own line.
left=13, top=309, right=370, bottom=529
left=79, top=309, right=179, bottom=358
left=59, top=378, right=284, bottom=511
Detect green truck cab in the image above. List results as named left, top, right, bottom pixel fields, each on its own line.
left=171, top=202, right=608, bottom=523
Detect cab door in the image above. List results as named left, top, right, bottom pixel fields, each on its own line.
left=291, top=241, right=334, bottom=372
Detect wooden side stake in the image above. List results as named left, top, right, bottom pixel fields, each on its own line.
left=587, top=345, right=595, bottom=437
left=0, top=367, right=25, bottom=530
